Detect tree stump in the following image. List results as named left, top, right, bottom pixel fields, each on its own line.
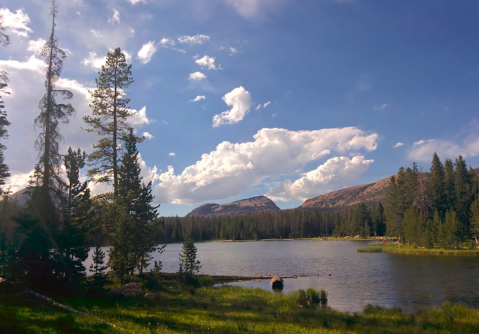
left=270, top=275, right=283, bottom=290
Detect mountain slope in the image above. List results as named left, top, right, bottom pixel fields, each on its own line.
left=186, top=196, right=280, bottom=217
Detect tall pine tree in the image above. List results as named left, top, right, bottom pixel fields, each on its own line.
left=83, top=47, right=136, bottom=198
left=0, top=11, right=10, bottom=196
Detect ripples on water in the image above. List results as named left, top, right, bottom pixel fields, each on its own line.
left=84, top=240, right=479, bottom=313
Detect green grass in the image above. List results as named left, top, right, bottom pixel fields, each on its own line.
left=2, top=283, right=479, bottom=333
left=357, top=247, right=383, bottom=253
left=382, top=245, right=479, bottom=256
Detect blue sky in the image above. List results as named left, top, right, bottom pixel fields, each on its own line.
left=1, top=0, right=479, bottom=216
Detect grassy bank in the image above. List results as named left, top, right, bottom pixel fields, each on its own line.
left=2, top=283, right=479, bottom=333
left=358, top=243, right=479, bottom=256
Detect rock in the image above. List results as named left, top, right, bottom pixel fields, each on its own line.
left=108, top=283, right=142, bottom=298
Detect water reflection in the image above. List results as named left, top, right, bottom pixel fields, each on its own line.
left=84, top=240, right=479, bottom=313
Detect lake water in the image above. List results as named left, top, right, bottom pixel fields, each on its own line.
left=85, top=240, right=479, bottom=313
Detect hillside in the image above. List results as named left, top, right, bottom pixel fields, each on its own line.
left=186, top=196, right=280, bottom=217
left=299, top=176, right=392, bottom=210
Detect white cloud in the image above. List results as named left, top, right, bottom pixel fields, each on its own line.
left=109, top=9, right=121, bottom=25
left=393, top=142, right=405, bottom=148
left=374, top=103, right=387, bottom=110
left=154, top=127, right=378, bottom=204
left=160, top=38, right=175, bottom=46
left=126, top=0, right=148, bottom=4
left=81, top=52, right=106, bottom=69
left=406, top=135, right=479, bottom=162
left=137, top=41, right=157, bottom=64
left=230, top=47, right=238, bottom=55
left=195, top=55, right=219, bottom=70
left=143, top=132, right=154, bottom=139
left=90, top=29, right=103, bottom=38
left=263, top=101, right=271, bottom=108
left=130, top=106, right=152, bottom=126
left=255, top=104, right=261, bottom=111
left=169, top=152, right=176, bottom=157
left=189, top=72, right=207, bottom=81
left=190, top=95, right=206, bottom=102
left=0, top=8, right=32, bottom=37
left=213, top=86, right=252, bottom=127
left=158, top=38, right=186, bottom=53
left=178, top=34, right=210, bottom=45
left=267, top=156, right=374, bottom=201
left=27, top=38, right=46, bottom=55
left=222, top=0, right=288, bottom=18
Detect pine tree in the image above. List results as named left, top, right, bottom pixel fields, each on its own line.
left=108, top=204, right=136, bottom=284
left=470, top=196, right=479, bottom=246
left=83, top=47, right=135, bottom=198
left=11, top=2, right=75, bottom=289
left=118, top=128, right=160, bottom=274
left=55, top=147, right=91, bottom=285
left=33, top=0, right=75, bottom=224
left=90, top=245, right=107, bottom=286
left=178, top=236, right=201, bottom=283
left=429, top=152, right=446, bottom=218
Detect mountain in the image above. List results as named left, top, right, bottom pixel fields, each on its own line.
left=186, top=196, right=280, bottom=217
left=299, top=177, right=391, bottom=210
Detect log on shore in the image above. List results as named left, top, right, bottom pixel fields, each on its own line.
left=159, top=273, right=298, bottom=283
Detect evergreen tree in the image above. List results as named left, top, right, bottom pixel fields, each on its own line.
left=108, top=203, right=136, bottom=284
left=55, top=147, right=91, bottom=285
left=89, top=245, right=107, bottom=286
left=83, top=47, right=135, bottom=198
left=118, top=128, right=160, bottom=274
left=470, top=196, right=479, bottom=245
left=453, top=156, right=472, bottom=239
left=444, top=159, right=455, bottom=211
left=0, top=8, right=10, bottom=47
left=429, top=152, right=446, bottom=218
left=178, top=236, right=201, bottom=282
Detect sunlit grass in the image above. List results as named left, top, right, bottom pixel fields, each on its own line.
left=2, top=284, right=479, bottom=333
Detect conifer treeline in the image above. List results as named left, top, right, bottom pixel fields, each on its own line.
left=157, top=202, right=386, bottom=242
left=158, top=153, right=478, bottom=250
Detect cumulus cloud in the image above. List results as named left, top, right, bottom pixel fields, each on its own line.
left=393, top=142, right=405, bottom=148
left=81, top=52, right=106, bottom=69
left=189, top=72, right=207, bottom=81
left=190, top=95, right=206, bottom=102
left=267, top=156, right=374, bottom=201
left=263, top=101, right=271, bottom=108
left=130, top=106, right=152, bottom=126
left=230, top=47, right=238, bottom=55
left=137, top=41, right=157, bottom=64
left=108, top=9, right=121, bottom=25
left=143, top=132, right=153, bottom=139
left=195, top=55, right=220, bottom=70
left=213, top=86, right=252, bottom=127
left=154, top=127, right=378, bottom=204
left=126, top=0, right=148, bottom=4
left=374, top=103, right=388, bottom=110
left=169, top=152, right=176, bottom=157
left=27, top=38, right=46, bottom=55
left=406, top=136, right=479, bottom=162
left=0, top=8, right=32, bottom=37
left=178, top=34, right=210, bottom=45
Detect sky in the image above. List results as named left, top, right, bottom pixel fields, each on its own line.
left=1, top=0, right=479, bottom=217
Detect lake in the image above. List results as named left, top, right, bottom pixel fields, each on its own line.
left=85, top=240, right=479, bottom=313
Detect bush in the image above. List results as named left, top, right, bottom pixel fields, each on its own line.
left=297, top=288, right=327, bottom=308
